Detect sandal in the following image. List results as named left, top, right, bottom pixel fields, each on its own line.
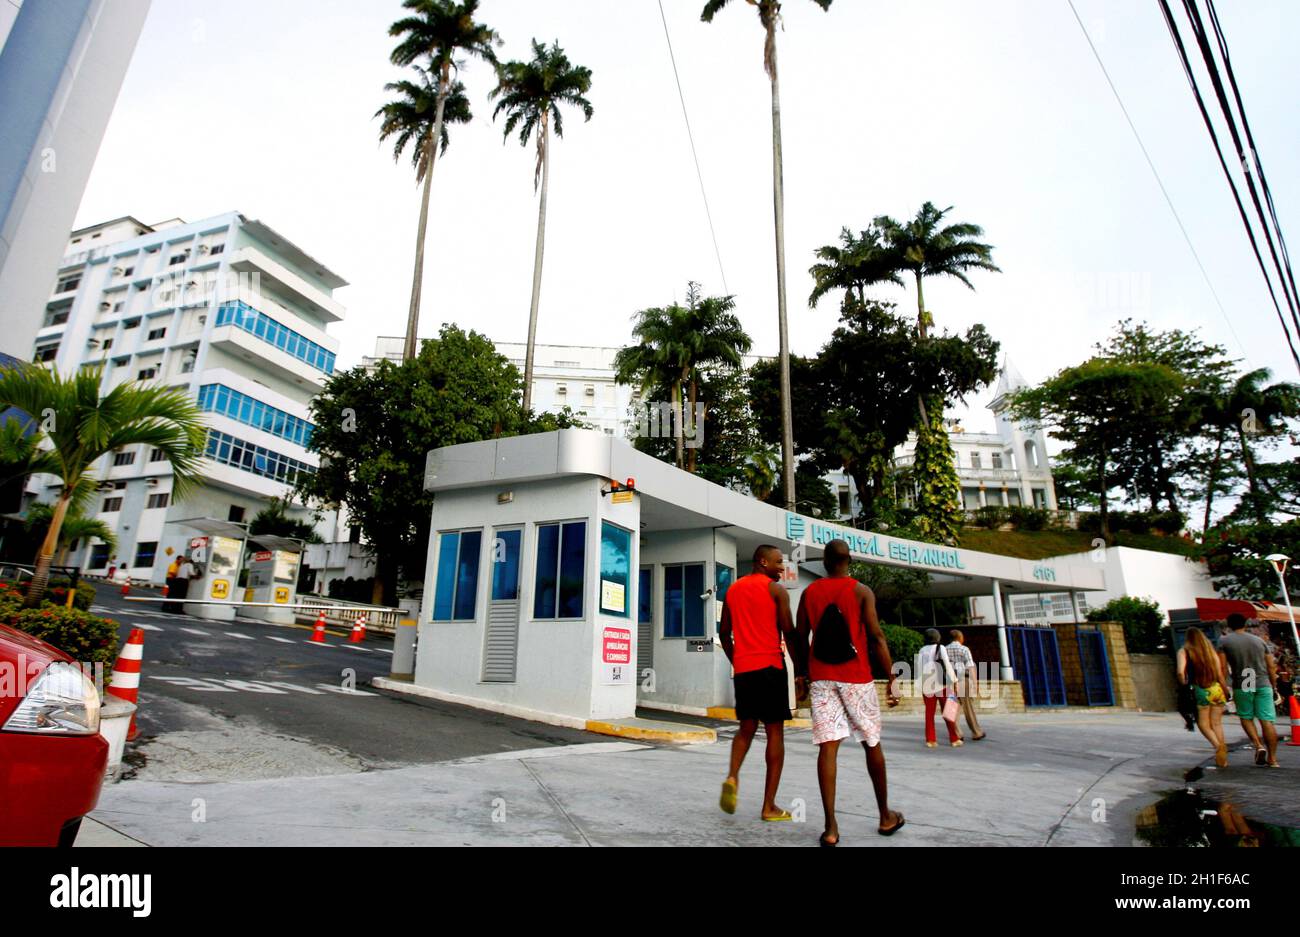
left=819, top=831, right=839, bottom=847
left=878, top=812, right=906, bottom=836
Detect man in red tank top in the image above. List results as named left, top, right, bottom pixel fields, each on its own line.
left=718, top=544, right=802, bottom=821
left=795, top=539, right=904, bottom=844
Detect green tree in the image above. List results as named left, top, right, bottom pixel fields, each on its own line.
left=376, top=70, right=474, bottom=179
left=249, top=497, right=323, bottom=545
left=808, top=226, right=902, bottom=308
left=1190, top=519, right=1300, bottom=601
left=387, top=0, right=499, bottom=362
left=0, top=362, right=206, bottom=606
left=490, top=39, right=594, bottom=415
left=701, top=0, right=834, bottom=512
left=297, top=325, right=561, bottom=605
left=910, top=412, right=963, bottom=544
left=23, top=502, right=117, bottom=566
left=1087, top=595, right=1166, bottom=654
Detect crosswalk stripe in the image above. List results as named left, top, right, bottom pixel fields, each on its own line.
left=132, top=622, right=164, bottom=632
left=264, top=635, right=296, bottom=644
left=179, top=627, right=211, bottom=637
left=224, top=632, right=254, bottom=640
left=304, top=641, right=336, bottom=648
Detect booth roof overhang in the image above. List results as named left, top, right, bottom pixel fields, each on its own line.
left=1196, top=597, right=1296, bottom=624
left=425, top=429, right=1106, bottom=600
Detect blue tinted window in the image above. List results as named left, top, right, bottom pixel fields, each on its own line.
left=599, top=522, right=631, bottom=617
left=433, top=532, right=458, bottom=620
left=533, top=524, right=559, bottom=618
left=663, top=565, right=683, bottom=638
left=558, top=522, right=585, bottom=618
left=638, top=568, right=652, bottom=624
left=684, top=564, right=705, bottom=637
left=491, top=529, right=522, bottom=600
left=453, top=531, right=481, bottom=619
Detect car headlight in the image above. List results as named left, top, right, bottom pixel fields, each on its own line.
left=2, top=662, right=101, bottom=735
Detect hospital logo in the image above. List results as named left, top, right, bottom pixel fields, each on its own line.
left=785, top=514, right=806, bottom=540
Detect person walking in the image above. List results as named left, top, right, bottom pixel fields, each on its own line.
left=1177, top=626, right=1230, bottom=767
left=915, top=629, right=961, bottom=748
left=1219, top=613, right=1280, bottom=768
left=718, top=544, right=802, bottom=822
left=946, top=629, right=986, bottom=741
left=795, top=539, right=904, bottom=845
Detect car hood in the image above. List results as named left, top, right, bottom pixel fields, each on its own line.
left=0, top=622, right=72, bottom=669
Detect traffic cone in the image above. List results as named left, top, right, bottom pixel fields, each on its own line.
left=106, top=628, right=145, bottom=741
left=120, top=578, right=131, bottom=596
left=1288, top=695, right=1300, bottom=747
left=310, top=611, right=328, bottom=643
left=161, top=583, right=169, bottom=598
left=349, top=613, right=367, bottom=644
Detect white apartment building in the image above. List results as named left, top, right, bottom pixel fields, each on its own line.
left=26, top=211, right=347, bottom=583
left=826, top=359, right=1057, bottom=519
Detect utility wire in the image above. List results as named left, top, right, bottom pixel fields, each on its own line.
left=1156, top=0, right=1300, bottom=373
left=1065, top=0, right=1247, bottom=360
left=657, top=0, right=729, bottom=296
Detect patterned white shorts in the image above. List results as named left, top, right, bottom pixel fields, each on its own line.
left=811, top=680, right=882, bottom=747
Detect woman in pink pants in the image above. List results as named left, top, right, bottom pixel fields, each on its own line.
left=915, top=629, right=962, bottom=748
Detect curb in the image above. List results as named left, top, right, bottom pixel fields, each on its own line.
left=584, top=719, right=717, bottom=744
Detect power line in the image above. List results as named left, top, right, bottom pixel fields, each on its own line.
left=1065, top=0, right=1248, bottom=361
left=1156, top=0, right=1300, bottom=374
left=656, top=0, right=729, bottom=296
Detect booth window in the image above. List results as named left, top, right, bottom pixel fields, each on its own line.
left=663, top=563, right=706, bottom=637
left=490, top=528, right=522, bottom=600
left=433, top=530, right=483, bottom=621
left=599, top=521, right=631, bottom=618
left=715, top=564, right=734, bottom=615
left=534, top=521, right=585, bottom=619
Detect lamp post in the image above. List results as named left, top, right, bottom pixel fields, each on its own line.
left=1265, top=553, right=1299, bottom=656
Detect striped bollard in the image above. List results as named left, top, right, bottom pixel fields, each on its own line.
left=106, top=628, right=145, bottom=741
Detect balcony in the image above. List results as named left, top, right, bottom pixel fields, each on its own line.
left=209, top=325, right=329, bottom=390
left=227, top=246, right=345, bottom=324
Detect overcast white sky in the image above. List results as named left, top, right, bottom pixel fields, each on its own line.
left=75, top=0, right=1300, bottom=434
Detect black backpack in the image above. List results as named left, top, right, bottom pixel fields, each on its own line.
left=812, top=601, right=857, bottom=665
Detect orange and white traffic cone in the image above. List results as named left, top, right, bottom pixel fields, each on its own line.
left=106, top=628, right=145, bottom=741
left=310, top=611, right=328, bottom=643
left=120, top=578, right=131, bottom=596
left=161, top=583, right=169, bottom=598
left=1287, top=695, right=1300, bottom=747
left=349, top=613, right=367, bottom=644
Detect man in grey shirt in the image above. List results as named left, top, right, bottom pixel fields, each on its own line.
left=1218, top=613, right=1279, bottom=768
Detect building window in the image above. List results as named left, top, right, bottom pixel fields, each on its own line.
left=599, top=522, right=632, bottom=618
left=837, top=486, right=851, bottom=516
left=663, top=563, right=706, bottom=638
left=124, top=318, right=140, bottom=329
left=34, top=344, right=59, bottom=362
left=533, top=521, right=585, bottom=619
left=209, top=244, right=224, bottom=256
left=1033, top=488, right=1047, bottom=509
left=102, top=497, right=123, bottom=513
left=56, top=276, right=81, bottom=293
left=716, top=564, right=734, bottom=611
left=88, top=543, right=110, bottom=569
left=147, top=327, right=166, bottom=340
left=150, top=448, right=168, bottom=462
left=169, top=254, right=186, bottom=266
left=146, top=493, right=170, bottom=509
left=102, top=338, right=114, bottom=351
left=137, top=368, right=157, bottom=380
left=122, top=267, right=134, bottom=277
left=1025, top=440, right=1040, bottom=469
left=991, top=452, right=1003, bottom=469
left=44, top=309, right=70, bottom=327
left=197, top=384, right=315, bottom=447
left=432, top=530, right=483, bottom=621
left=970, top=452, right=982, bottom=469
left=214, top=301, right=336, bottom=374
left=228, top=505, right=246, bottom=523
left=490, top=529, right=523, bottom=600
left=203, top=430, right=315, bottom=484
left=133, top=541, right=158, bottom=567
left=112, top=451, right=136, bottom=467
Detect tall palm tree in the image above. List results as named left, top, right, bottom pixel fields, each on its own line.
left=702, top=0, right=834, bottom=511
left=377, top=69, right=474, bottom=182
left=808, top=226, right=902, bottom=308
left=1196, top=368, right=1300, bottom=528
left=0, top=363, right=207, bottom=606
left=489, top=39, right=594, bottom=415
left=615, top=304, right=693, bottom=469
left=387, top=0, right=499, bottom=362
left=679, top=285, right=752, bottom=472
left=24, top=502, right=117, bottom=566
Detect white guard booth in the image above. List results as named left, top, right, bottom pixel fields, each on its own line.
left=408, top=430, right=1107, bottom=728
left=243, top=535, right=303, bottom=624
left=174, top=518, right=248, bottom=622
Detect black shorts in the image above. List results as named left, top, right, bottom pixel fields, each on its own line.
left=733, top=666, right=791, bottom=724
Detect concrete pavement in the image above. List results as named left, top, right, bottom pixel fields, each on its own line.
left=86, top=708, right=1289, bottom=847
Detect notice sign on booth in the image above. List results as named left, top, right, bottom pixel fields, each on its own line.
left=600, top=626, right=632, bottom=686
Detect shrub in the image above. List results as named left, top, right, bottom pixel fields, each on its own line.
left=8, top=606, right=120, bottom=667
left=1077, top=512, right=1103, bottom=534
left=881, top=623, right=924, bottom=669
left=1087, top=595, right=1166, bottom=654
left=47, top=578, right=96, bottom=611
left=1007, top=505, right=1048, bottom=531
left=973, top=505, right=1006, bottom=529
left=1149, top=510, right=1185, bottom=536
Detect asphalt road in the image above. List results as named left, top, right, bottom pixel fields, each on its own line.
left=91, top=588, right=592, bottom=774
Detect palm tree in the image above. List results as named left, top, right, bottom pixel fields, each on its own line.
left=808, top=226, right=902, bottom=308
left=387, top=0, right=499, bottom=362
left=0, top=363, right=207, bottom=606
left=1197, top=368, right=1300, bottom=528
left=24, top=502, right=117, bottom=566
left=489, top=39, right=594, bottom=415
left=377, top=69, right=474, bottom=182
left=615, top=304, right=692, bottom=469
left=701, top=0, right=834, bottom=511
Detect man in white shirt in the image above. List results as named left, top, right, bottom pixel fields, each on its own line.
left=947, top=630, right=986, bottom=741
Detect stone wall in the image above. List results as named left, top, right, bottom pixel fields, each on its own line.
left=873, top=679, right=1026, bottom=715
left=1130, top=653, right=1179, bottom=712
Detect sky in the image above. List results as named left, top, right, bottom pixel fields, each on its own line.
left=74, top=0, right=1300, bottom=436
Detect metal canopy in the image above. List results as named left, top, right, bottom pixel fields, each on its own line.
left=167, top=517, right=250, bottom=539
left=247, top=534, right=304, bottom=554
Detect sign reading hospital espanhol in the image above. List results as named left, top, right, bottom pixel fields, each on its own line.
left=785, top=513, right=966, bottom=571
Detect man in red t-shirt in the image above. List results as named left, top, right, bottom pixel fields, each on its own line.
left=718, top=544, right=802, bottom=821
left=795, top=539, right=904, bottom=844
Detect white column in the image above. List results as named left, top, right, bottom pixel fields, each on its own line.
left=992, top=579, right=1014, bottom=681
left=1070, top=590, right=1084, bottom=624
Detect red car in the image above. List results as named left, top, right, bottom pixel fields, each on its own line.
left=0, top=622, right=108, bottom=847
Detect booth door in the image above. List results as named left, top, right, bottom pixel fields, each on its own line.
left=482, top=528, right=523, bottom=683
left=637, top=567, right=654, bottom=681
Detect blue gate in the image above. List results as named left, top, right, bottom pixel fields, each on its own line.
left=1076, top=626, right=1114, bottom=706
left=1006, top=625, right=1067, bottom=707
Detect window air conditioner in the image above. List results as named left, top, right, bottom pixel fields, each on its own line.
left=197, top=245, right=210, bottom=254
left=99, top=302, right=111, bottom=311
left=112, top=267, right=124, bottom=276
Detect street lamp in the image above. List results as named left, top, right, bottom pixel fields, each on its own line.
left=1264, top=553, right=1299, bottom=656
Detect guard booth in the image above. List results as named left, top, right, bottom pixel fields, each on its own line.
left=172, top=518, right=248, bottom=622
left=243, top=535, right=303, bottom=624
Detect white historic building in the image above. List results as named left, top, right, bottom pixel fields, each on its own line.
left=25, top=211, right=347, bottom=582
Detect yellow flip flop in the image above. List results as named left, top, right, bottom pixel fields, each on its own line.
left=719, top=779, right=738, bottom=815
left=762, top=809, right=793, bottom=822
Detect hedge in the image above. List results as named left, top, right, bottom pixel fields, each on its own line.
left=7, top=606, right=120, bottom=667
